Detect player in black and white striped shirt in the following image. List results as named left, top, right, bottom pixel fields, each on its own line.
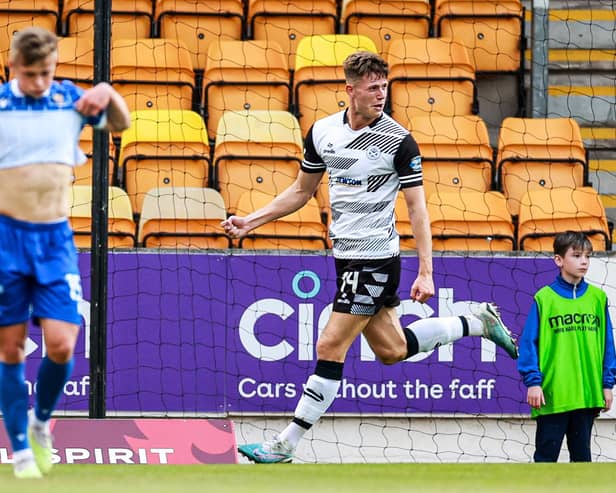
left=223, top=51, right=518, bottom=464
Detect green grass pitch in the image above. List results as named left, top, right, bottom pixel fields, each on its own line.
left=0, top=463, right=614, bottom=493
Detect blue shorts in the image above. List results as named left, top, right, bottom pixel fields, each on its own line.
left=0, top=215, right=82, bottom=326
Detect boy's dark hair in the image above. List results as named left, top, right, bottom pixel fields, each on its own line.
left=10, top=27, right=58, bottom=66
left=343, top=51, right=388, bottom=84
left=553, top=231, right=593, bottom=257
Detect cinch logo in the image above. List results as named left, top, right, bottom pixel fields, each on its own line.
left=334, top=176, right=362, bottom=186
left=548, top=312, right=600, bottom=329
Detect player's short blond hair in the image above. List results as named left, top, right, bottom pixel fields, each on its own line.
left=10, top=27, right=58, bottom=66
left=343, top=51, right=388, bottom=85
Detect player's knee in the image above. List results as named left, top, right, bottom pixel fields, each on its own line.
left=0, top=342, right=25, bottom=363
left=45, top=340, right=75, bottom=363
left=375, top=347, right=406, bottom=365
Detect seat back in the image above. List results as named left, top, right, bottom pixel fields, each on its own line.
left=62, top=0, right=153, bottom=38
left=427, top=190, right=515, bottom=251
left=293, top=34, right=377, bottom=136
left=497, top=117, right=587, bottom=216
left=155, top=0, right=244, bottom=71
left=518, top=187, right=611, bottom=252
left=202, top=39, right=291, bottom=138
left=341, top=0, right=430, bottom=56
left=138, top=186, right=231, bottom=248
left=248, top=0, right=338, bottom=70
left=387, top=37, right=476, bottom=125
left=73, top=126, right=116, bottom=185
left=56, top=36, right=94, bottom=88
left=409, top=114, right=493, bottom=197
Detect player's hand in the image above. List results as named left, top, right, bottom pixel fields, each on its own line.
left=602, top=388, right=613, bottom=412
left=527, top=386, right=545, bottom=409
left=221, top=216, right=250, bottom=239
left=409, top=273, right=434, bottom=303
left=75, top=82, right=112, bottom=116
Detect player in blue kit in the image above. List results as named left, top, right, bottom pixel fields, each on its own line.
left=0, top=27, right=130, bottom=478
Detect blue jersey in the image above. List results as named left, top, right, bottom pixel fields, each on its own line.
left=0, top=79, right=105, bottom=169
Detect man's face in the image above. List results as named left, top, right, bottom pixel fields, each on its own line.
left=10, top=53, right=57, bottom=99
left=347, top=72, right=388, bottom=122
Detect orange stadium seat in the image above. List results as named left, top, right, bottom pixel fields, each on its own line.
left=155, top=0, right=244, bottom=72
left=496, top=117, right=587, bottom=217
left=62, top=0, right=153, bottom=38
left=395, top=191, right=416, bottom=250
left=247, top=0, right=338, bottom=71
left=213, top=110, right=303, bottom=215
left=138, top=187, right=232, bottom=249
left=0, top=51, right=5, bottom=82
left=427, top=190, right=515, bottom=251
left=387, top=37, right=477, bottom=128
left=293, top=34, right=377, bottom=136
left=68, top=185, right=137, bottom=248
left=202, top=39, right=291, bottom=138
left=408, top=114, right=493, bottom=198
left=518, top=187, right=611, bottom=252
left=236, top=190, right=328, bottom=249
left=0, top=0, right=59, bottom=63
left=118, top=109, right=210, bottom=214
left=111, top=38, right=195, bottom=113
left=433, top=0, right=524, bottom=73
left=73, top=126, right=116, bottom=185
left=340, top=0, right=431, bottom=56
left=56, top=36, right=94, bottom=88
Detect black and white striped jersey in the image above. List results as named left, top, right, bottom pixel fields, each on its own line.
left=302, top=110, right=422, bottom=259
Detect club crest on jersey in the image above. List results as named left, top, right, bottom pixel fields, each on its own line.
left=52, top=92, right=66, bottom=105
left=366, top=145, right=381, bottom=160
left=409, top=156, right=422, bottom=172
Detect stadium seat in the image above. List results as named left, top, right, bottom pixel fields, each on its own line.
left=155, top=0, right=244, bottom=72
left=138, top=187, right=232, bottom=249
left=62, top=0, right=153, bottom=38
left=426, top=190, right=515, bottom=251
left=387, top=37, right=477, bottom=128
left=202, top=39, right=291, bottom=139
left=0, top=0, right=59, bottom=63
left=408, top=114, right=493, bottom=198
left=496, top=117, right=588, bottom=217
left=56, top=36, right=94, bottom=89
left=236, top=190, right=329, bottom=249
left=517, top=187, right=611, bottom=252
left=73, top=126, right=116, bottom=186
left=394, top=191, right=416, bottom=250
left=293, top=34, right=377, bottom=136
left=340, top=0, right=431, bottom=56
left=0, top=52, right=6, bottom=82
left=111, top=38, right=195, bottom=113
left=68, top=185, right=136, bottom=248
left=433, top=0, right=524, bottom=74
left=247, top=0, right=338, bottom=71
left=213, top=110, right=303, bottom=215
left=118, top=109, right=210, bottom=214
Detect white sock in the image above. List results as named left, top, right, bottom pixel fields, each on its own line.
left=467, top=315, right=485, bottom=336
left=408, top=316, right=469, bottom=352
left=278, top=374, right=341, bottom=449
left=13, top=448, right=34, bottom=464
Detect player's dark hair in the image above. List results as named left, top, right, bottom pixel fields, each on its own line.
left=553, top=230, right=593, bottom=257
left=343, top=51, right=388, bottom=84
left=10, top=27, right=58, bottom=66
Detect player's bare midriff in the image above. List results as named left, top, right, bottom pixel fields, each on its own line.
left=0, top=163, right=73, bottom=222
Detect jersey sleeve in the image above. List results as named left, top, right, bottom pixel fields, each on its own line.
left=394, top=134, right=423, bottom=188
left=300, top=125, right=326, bottom=173
left=64, top=80, right=108, bottom=129
left=517, top=300, right=543, bottom=387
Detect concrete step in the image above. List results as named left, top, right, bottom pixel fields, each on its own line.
left=525, top=48, right=616, bottom=71
left=547, top=85, right=616, bottom=124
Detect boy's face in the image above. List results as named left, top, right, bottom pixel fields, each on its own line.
left=10, top=52, right=57, bottom=99
left=555, top=247, right=591, bottom=284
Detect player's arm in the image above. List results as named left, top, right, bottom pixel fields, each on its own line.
left=602, top=303, right=616, bottom=411
left=518, top=301, right=545, bottom=408
left=75, top=82, right=131, bottom=133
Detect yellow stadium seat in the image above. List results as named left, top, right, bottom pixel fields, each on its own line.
left=395, top=191, right=416, bottom=250
left=427, top=190, right=515, bottom=251
left=213, top=110, right=303, bottom=215
left=408, top=114, right=493, bottom=198
left=118, top=109, right=210, bottom=214
left=0, top=0, right=59, bottom=63
left=202, top=39, right=291, bottom=139
left=518, top=187, right=611, bottom=252
left=56, top=36, right=94, bottom=89
left=111, top=38, right=195, bottom=113
left=247, top=0, right=338, bottom=71
left=236, top=190, right=329, bottom=249
left=155, top=0, right=244, bottom=72
left=68, top=185, right=136, bottom=248
left=340, top=0, right=430, bottom=56
left=387, top=37, right=477, bottom=127
left=138, top=187, right=232, bottom=249
left=433, top=0, right=524, bottom=73
left=496, top=117, right=587, bottom=217
left=62, top=0, right=153, bottom=38
left=293, top=34, right=377, bottom=136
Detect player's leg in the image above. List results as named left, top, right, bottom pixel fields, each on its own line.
left=534, top=412, right=568, bottom=462
left=565, top=408, right=596, bottom=462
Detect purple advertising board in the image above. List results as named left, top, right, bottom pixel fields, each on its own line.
left=24, top=252, right=555, bottom=416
